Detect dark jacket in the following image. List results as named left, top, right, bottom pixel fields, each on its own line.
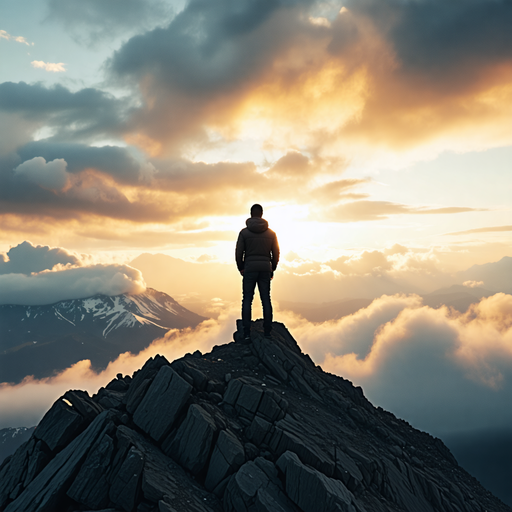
left=236, top=217, right=279, bottom=273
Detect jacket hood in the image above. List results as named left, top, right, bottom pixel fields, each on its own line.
left=246, top=217, right=268, bottom=233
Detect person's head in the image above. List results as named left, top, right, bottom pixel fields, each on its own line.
left=250, top=204, right=263, bottom=218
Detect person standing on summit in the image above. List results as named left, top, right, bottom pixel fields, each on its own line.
left=236, top=204, right=280, bottom=340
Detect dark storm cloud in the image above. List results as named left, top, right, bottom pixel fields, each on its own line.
left=108, top=0, right=293, bottom=93
left=0, top=82, right=129, bottom=140
left=387, top=0, right=512, bottom=74
left=103, top=0, right=512, bottom=153
left=46, top=0, right=173, bottom=44
left=0, top=241, right=80, bottom=275
left=17, top=142, right=146, bottom=184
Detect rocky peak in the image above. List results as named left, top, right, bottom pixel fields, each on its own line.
left=0, top=321, right=509, bottom=512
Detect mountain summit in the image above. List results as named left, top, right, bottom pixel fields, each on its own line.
left=0, top=321, right=509, bottom=512
left=0, top=288, right=205, bottom=384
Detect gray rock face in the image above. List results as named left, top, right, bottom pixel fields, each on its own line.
left=277, top=451, right=363, bottom=512
left=167, top=404, right=216, bottom=475
left=133, top=365, right=192, bottom=442
left=205, top=429, right=245, bottom=492
left=224, top=458, right=298, bottom=512
left=67, top=432, right=115, bottom=509
left=4, top=410, right=114, bottom=512
left=0, top=321, right=509, bottom=512
left=33, top=399, right=85, bottom=453
left=109, top=446, right=144, bottom=511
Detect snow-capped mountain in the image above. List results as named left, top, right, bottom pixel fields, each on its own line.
left=0, top=427, right=35, bottom=464
left=0, top=288, right=205, bottom=384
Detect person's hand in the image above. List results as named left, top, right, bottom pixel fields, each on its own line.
left=240, top=269, right=244, bottom=276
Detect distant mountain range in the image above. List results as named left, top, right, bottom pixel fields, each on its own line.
left=0, top=288, right=205, bottom=384
left=0, top=428, right=35, bottom=465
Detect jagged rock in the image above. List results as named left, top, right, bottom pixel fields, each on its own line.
left=63, top=390, right=104, bottom=421
left=224, top=457, right=298, bottom=512
left=23, top=441, right=51, bottom=488
left=246, top=416, right=272, bottom=446
left=4, top=410, right=115, bottom=512
left=270, top=415, right=335, bottom=476
left=2, top=320, right=510, bottom=512
left=276, top=451, right=364, bottom=512
left=205, top=429, right=245, bottom=492
left=172, top=360, right=208, bottom=391
left=166, top=404, right=216, bottom=475
left=109, top=446, right=144, bottom=511
left=33, top=399, right=85, bottom=452
left=0, top=438, right=36, bottom=507
left=66, top=432, right=114, bottom=509
left=123, top=355, right=170, bottom=412
left=96, top=388, right=125, bottom=409
left=133, top=365, right=192, bottom=442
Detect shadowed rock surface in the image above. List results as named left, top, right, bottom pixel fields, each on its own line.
left=0, top=321, right=509, bottom=512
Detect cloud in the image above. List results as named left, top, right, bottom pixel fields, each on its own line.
left=0, top=241, right=81, bottom=275
left=31, top=61, right=66, bottom=73
left=100, top=0, right=512, bottom=161
left=0, top=240, right=145, bottom=305
left=463, top=280, right=484, bottom=288
left=46, top=0, right=172, bottom=45
left=0, top=82, right=130, bottom=143
left=0, top=264, right=145, bottom=305
left=17, top=141, right=153, bottom=184
left=0, top=30, right=33, bottom=46
left=0, top=308, right=237, bottom=428
left=446, top=225, right=512, bottom=236
left=14, top=157, right=69, bottom=191
left=2, top=293, right=511, bottom=442
left=317, top=200, right=482, bottom=222
left=292, top=293, right=512, bottom=434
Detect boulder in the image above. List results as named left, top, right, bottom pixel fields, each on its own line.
left=109, top=446, right=144, bottom=512
left=276, top=451, right=365, bottom=512
left=0, top=439, right=35, bottom=507
left=33, top=399, right=85, bottom=452
left=204, top=429, right=245, bottom=492
left=224, top=458, right=298, bottom=512
left=66, top=432, right=115, bottom=509
left=133, top=365, right=192, bottom=442
left=167, top=404, right=216, bottom=475
left=4, top=411, right=115, bottom=512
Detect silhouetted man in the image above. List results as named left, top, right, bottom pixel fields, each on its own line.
left=236, top=204, right=280, bottom=340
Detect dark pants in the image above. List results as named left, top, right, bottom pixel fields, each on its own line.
left=242, top=271, right=272, bottom=335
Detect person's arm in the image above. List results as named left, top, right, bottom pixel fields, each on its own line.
left=235, top=231, right=245, bottom=274
left=271, top=233, right=280, bottom=271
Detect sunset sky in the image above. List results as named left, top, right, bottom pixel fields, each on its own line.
left=1, top=0, right=511, bottom=266
left=1, top=1, right=512, bottom=496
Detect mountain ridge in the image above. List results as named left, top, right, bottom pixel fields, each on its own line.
left=0, top=321, right=509, bottom=512
left=0, top=288, right=206, bottom=384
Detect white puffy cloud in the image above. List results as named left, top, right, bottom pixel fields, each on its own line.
left=0, top=264, right=146, bottom=305
left=0, top=241, right=145, bottom=305
left=463, top=280, right=484, bottom=288
left=0, top=241, right=81, bottom=275
left=0, top=30, right=32, bottom=46
left=14, top=157, right=69, bottom=190
left=31, top=61, right=66, bottom=73
left=290, top=293, right=512, bottom=435
left=0, top=309, right=236, bottom=428
left=1, top=293, right=511, bottom=440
